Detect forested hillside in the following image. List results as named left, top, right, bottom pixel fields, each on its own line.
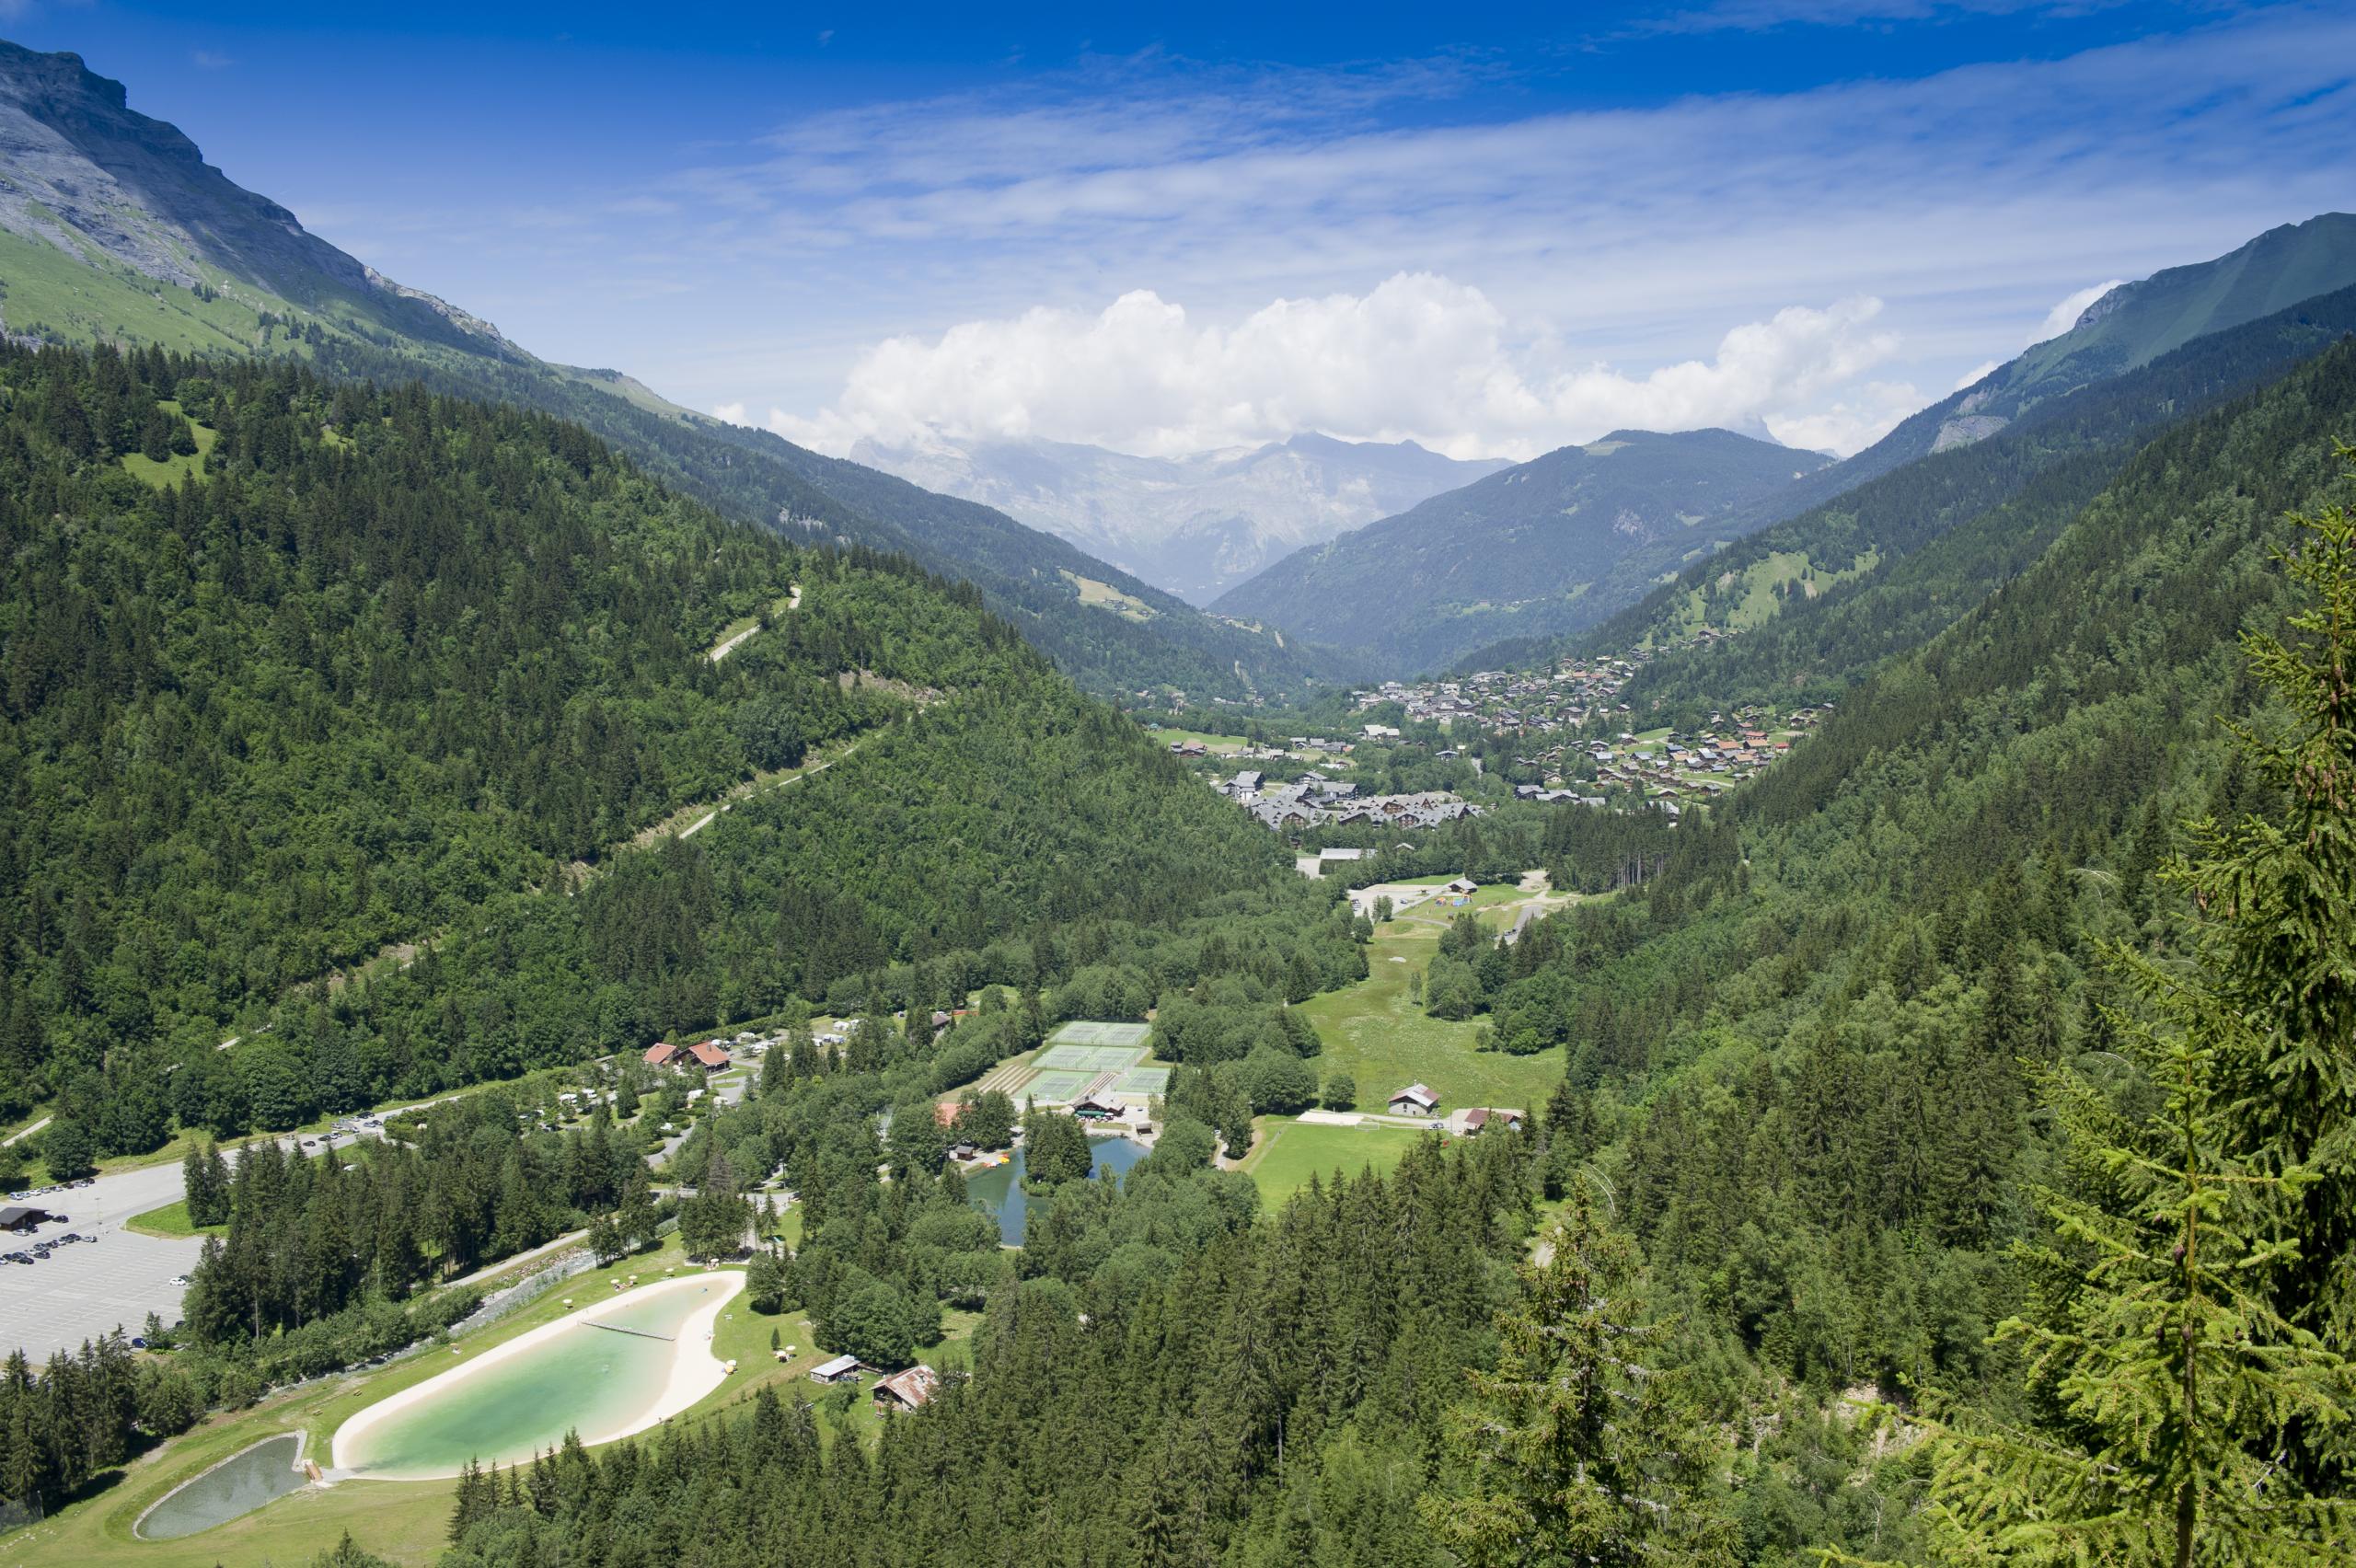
left=1460, top=343, right=2356, bottom=1456
left=0, top=341, right=1329, bottom=1163
left=0, top=40, right=1317, bottom=707
left=1469, top=282, right=2356, bottom=697
left=1215, top=427, right=1826, bottom=674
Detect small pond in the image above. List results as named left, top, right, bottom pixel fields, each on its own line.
left=966, top=1135, right=1148, bottom=1244
left=135, top=1432, right=306, bottom=1540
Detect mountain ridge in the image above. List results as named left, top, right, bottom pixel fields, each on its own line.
left=850, top=428, right=1509, bottom=604
left=0, top=37, right=1315, bottom=705
left=1210, top=425, right=1832, bottom=674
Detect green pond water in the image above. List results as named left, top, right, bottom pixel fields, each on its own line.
left=135, top=1433, right=306, bottom=1539
left=966, top=1136, right=1147, bottom=1244
left=337, top=1284, right=724, bottom=1478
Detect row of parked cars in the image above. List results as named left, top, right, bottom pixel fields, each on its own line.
left=12, top=1175, right=94, bottom=1200
left=5, top=1230, right=94, bottom=1264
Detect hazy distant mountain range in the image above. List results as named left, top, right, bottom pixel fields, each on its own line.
left=851, top=432, right=1509, bottom=604
left=1212, top=428, right=1834, bottom=674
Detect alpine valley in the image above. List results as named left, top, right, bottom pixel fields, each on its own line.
left=2, top=23, right=2353, bottom=1568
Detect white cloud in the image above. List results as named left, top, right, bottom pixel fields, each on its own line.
left=2029, top=280, right=2126, bottom=344
left=1953, top=358, right=2002, bottom=391
left=768, top=276, right=1906, bottom=459
left=710, top=401, right=748, bottom=425
left=1766, top=381, right=1925, bottom=455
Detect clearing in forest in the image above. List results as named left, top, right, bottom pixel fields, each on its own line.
left=1297, top=909, right=1565, bottom=1113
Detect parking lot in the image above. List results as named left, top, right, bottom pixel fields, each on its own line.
left=0, top=1122, right=385, bottom=1363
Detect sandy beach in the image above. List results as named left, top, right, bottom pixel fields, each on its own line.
left=330, top=1269, right=745, bottom=1477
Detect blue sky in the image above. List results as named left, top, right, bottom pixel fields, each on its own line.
left=8, top=1, right=2354, bottom=456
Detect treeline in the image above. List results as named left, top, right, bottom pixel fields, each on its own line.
left=180, top=1096, right=657, bottom=1348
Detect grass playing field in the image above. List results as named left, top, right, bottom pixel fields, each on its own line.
left=1240, top=1118, right=1437, bottom=1207
left=1296, top=911, right=1566, bottom=1113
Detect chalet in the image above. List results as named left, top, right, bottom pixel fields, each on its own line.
left=689, top=1041, right=732, bottom=1071
left=873, top=1366, right=941, bottom=1412
left=931, top=1010, right=954, bottom=1029
left=1462, top=1108, right=1525, bottom=1136
left=1389, top=1083, right=1439, bottom=1115
left=1232, top=769, right=1264, bottom=794
left=642, top=1042, right=681, bottom=1067
left=810, top=1355, right=868, bottom=1384
left=1444, top=878, right=1477, bottom=894
left=1073, top=1093, right=1124, bottom=1122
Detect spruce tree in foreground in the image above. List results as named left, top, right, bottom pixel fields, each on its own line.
left=1421, top=1184, right=1738, bottom=1567
left=1914, top=452, right=2356, bottom=1567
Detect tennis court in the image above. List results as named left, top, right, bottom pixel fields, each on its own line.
left=1023, top=1069, right=1093, bottom=1103
left=1116, top=1066, right=1170, bottom=1096
left=1049, top=1020, right=1151, bottom=1048
left=1035, top=1043, right=1148, bottom=1075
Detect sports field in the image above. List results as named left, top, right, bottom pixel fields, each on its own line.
left=1048, top=1020, right=1151, bottom=1048
left=1022, top=1069, right=1094, bottom=1102
left=961, top=1024, right=1165, bottom=1108
left=1241, top=1117, right=1434, bottom=1206
left=1036, top=1042, right=1148, bottom=1075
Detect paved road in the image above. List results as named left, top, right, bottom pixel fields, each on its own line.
left=0, top=1123, right=386, bottom=1364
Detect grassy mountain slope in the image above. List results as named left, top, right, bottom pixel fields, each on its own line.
left=0, top=40, right=1313, bottom=704
left=1542, top=283, right=2356, bottom=711
left=1212, top=427, right=1830, bottom=675
left=1714, top=212, right=2356, bottom=538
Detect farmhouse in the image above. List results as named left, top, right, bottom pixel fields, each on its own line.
left=1389, top=1083, right=1439, bottom=1115
left=872, top=1365, right=941, bottom=1412
left=1461, top=1108, right=1525, bottom=1135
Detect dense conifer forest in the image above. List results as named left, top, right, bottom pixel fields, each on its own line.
left=0, top=342, right=1328, bottom=1164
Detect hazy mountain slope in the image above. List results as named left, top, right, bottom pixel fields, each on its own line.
left=0, top=40, right=1312, bottom=703
left=1727, top=212, right=2356, bottom=533
left=852, top=432, right=1508, bottom=604
left=1211, top=427, right=1830, bottom=674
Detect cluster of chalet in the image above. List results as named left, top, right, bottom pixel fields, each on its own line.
left=808, top=1356, right=941, bottom=1413
left=1217, top=770, right=1484, bottom=833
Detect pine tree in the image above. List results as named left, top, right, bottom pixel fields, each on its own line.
left=1420, top=1184, right=1738, bottom=1567
left=1916, top=457, right=2356, bottom=1567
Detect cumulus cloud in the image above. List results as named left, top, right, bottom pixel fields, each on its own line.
left=1952, top=359, right=2002, bottom=391
left=2030, top=280, right=2126, bottom=344
left=768, top=274, right=1905, bottom=459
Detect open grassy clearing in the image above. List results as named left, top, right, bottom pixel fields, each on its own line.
left=1297, top=917, right=1564, bottom=1113
left=119, top=403, right=218, bottom=490
left=1238, top=1117, right=1434, bottom=1207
